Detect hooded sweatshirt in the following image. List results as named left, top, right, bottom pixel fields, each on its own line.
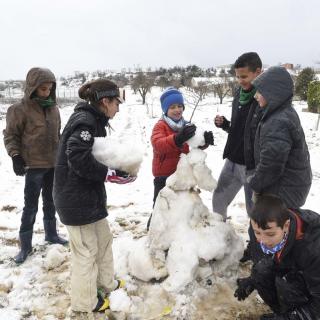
left=3, top=68, right=60, bottom=168
left=248, top=66, right=312, bottom=208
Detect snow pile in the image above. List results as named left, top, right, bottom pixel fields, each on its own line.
left=43, top=244, right=68, bottom=271
left=92, top=136, right=144, bottom=176
left=109, top=288, right=132, bottom=313
left=128, top=129, right=243, bottom=292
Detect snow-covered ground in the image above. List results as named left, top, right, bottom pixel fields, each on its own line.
left=0, top=88, right=319, bottom=319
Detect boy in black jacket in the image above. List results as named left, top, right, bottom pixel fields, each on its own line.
left=234, top=194, right=320, bottom=320
left=213, top=52, right=262, bottom=221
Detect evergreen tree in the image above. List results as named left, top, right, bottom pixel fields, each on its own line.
left=295, top=67, right=316, bottom=101
left=307, top=81, right=320, bottom=113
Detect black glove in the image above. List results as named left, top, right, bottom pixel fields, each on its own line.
left=234, top=277, right=255, bottom=301
left=12, top=154, right=26, bottom=176
left=174, top=124, right=196, bottom=147
left=203, top=131, right=214, bottom=145
left=214, top=116, right=230, bottom=130
left=115, top=169, right=130, bottom=178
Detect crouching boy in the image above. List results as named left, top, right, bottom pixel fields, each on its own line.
left=234, top=194, right=320, bottom=320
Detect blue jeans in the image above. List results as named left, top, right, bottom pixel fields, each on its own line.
left=20, top=168, right=56, bottom=233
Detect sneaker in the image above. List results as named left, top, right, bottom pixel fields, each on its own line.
left=93, top=294, right=110, bottom=312
left=115, top=279, right=125, bottom=290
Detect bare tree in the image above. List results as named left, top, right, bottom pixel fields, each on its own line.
left=212, top=75, right=235, bottom=104
left=131, top=72, right=155, bottom=104
left=185, top=81, right=211, bottom=122
left=156, top=76, right=170, bottom=90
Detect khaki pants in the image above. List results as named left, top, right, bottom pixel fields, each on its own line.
left=66, top=218, right=115, bottom=312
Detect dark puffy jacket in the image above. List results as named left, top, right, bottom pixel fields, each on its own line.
left=53, top=102, right=109, bottom=226
left=151, top=119, right=189, bottom=177
left=249, top=209, right=320, bottom=318
left=222, top=88, right=261, bottom=169
left=249, top=67, right=312, bottom=208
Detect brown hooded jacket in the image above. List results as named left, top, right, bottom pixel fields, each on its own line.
left=3, top=67, right=60, bottom=168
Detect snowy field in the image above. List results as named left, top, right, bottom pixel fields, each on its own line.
left=0, top=88, right=319, bottom=320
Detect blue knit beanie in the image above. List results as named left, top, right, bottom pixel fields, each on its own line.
left=160, top=87, right=184, bottom=114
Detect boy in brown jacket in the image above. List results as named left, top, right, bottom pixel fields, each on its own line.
left=3, top=67, right=67, bottom=264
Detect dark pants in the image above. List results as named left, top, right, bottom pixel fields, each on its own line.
left=20, top=168, right=56, bottom=233
left=152, top=176, right=168, bottom=207
left=252, top=261, right=310, bottom=314
left=147, top=176, right=168, bottom=230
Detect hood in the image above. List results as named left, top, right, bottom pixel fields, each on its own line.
left=24, top=67, right=56, bottom=100
left=252, top=66, right=293, bottom=117
left=296, top=209, right=320, bottom=230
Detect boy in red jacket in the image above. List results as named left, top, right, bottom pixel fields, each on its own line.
left=148, top=87, right=213, bottom=229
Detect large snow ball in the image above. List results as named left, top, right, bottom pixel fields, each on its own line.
left=92, top=136, right=144, bottom=176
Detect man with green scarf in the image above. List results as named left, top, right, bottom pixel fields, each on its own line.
left=213, top=53, right=262, bottom=246
left=3, top=67, right=67, bottom=264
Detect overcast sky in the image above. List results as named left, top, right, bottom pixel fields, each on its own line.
left=1, top=0, right=319, bottom=80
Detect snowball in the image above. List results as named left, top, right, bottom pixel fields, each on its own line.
left=109, top=288, right=132, bottom=313
left=187, top=127, right=206, bottom=148
left=166, top=149, right=216, bottom=192
left=92, top=136, right=144, bottom=176
left=43, top=245, right=68, bottom=271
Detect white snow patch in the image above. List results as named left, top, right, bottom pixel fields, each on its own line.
left=43, top=244, right=68, bottom=270
left=109, top=288, right=132, bottom=313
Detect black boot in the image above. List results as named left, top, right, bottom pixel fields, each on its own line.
left=44, top=219, right=68, bottom=245
left=14, top=230, right=33, bottom=264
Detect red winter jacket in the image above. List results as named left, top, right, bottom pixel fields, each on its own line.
left=151, top=119, right=189, bottom=177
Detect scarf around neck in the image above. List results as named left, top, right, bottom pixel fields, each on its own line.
left=239, top=87, right=256, bottom=106
left=162, top=114, right=187, bottom=132
left=33, top=96, right=55, bottom=108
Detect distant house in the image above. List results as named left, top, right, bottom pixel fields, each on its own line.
left=281, top=63, right=294, bottom=70
left=280, top=63, right=298, bottom=76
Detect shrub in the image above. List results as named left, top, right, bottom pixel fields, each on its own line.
left=307, top=81, right=320, bottom=113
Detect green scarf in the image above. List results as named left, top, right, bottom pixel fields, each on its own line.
left=33, top=96, right=55, bottom=108
left=239, top=87, right=256, bottom=106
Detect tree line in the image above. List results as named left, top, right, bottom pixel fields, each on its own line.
left=1, top=66, right=320, bottom=114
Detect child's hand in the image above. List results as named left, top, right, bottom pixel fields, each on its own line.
left=174, top=124, right=196, bottom=147
left=214, top=115, right=229, bottom=130
left=234, top=277, right=254, bottom=301
left=12, top=154, right=26, bottom=176
left=105, top=169, right=136, bottom=184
